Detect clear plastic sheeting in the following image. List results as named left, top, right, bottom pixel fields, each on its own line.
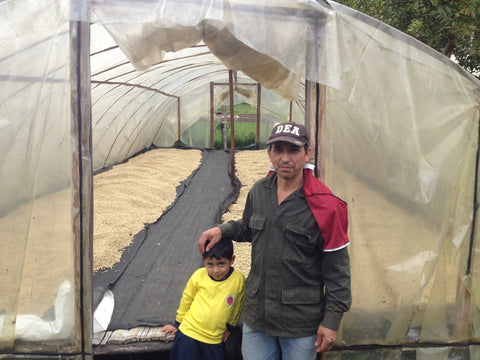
left=325, top=345, right=480, bottom=360
left=0, top=0, right=86, bottom=358
left=86, top=0, right=331, bottom=100
left=90, top=24, right=295, bottom=170
left=86, top=0, right=480, bottom=355
left=323, top=4, right=480, bottom=347
left=1, top=0, right=480, bottom=359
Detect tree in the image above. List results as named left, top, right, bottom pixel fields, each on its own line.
left=336, top=0, right=480, bottom=77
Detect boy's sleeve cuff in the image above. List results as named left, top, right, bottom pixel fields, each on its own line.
left=172, top=320, right=180, bottom=328
left=226, top=323, right=236, bottom=333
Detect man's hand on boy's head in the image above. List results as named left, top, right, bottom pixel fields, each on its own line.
left=198, top=226, right=222, bottom=253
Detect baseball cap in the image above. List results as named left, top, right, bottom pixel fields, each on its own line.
left=266, top=122, right=309, bottom=147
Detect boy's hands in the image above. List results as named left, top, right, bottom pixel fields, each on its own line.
left=160, top=324, right=178, bottom=335
left=161, top=323, right=231, bottom=342
left=198, top=226, right=222, bottom=253
left=222, top=330, right=231, bottom=342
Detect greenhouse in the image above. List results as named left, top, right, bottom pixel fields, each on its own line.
left=1, top=0, right=480, bottom=359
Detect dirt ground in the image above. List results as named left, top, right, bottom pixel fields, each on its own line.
left=93, top=148, right=271, bottom=277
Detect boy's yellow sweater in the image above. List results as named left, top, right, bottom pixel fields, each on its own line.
left=176, top=267, right=245, bottom=344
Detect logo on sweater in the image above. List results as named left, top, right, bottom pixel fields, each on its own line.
left=226, top=295, right=235, bottom=306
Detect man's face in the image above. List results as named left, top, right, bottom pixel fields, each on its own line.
left=268, top=141, right=310, bottom=180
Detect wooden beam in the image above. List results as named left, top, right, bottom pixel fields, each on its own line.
left=210, top=81, right=214, bottom=148
left=70, top=14, right=93, bottom=359
left=229, top=70, right=236, bottom=186
left=177, top=97, right=181, bottom=142
left=211, top=82, right=259, bottom=86
left=305, top=80, right=325, bottom=182
left=256, top=83, right=261, bottom=149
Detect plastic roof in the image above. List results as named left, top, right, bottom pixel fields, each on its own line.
left=1, top=0, right=480, bottom=358
left=90, top=27, right=300, bottom=170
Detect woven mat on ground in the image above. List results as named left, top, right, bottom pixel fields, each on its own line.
left=93, top=149, right=240, bottom=330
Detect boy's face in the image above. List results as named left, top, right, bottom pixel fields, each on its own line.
left=204, top=255, right=235, bottom=281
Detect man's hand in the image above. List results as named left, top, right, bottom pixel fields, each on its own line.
left=315, top=325, right=337, bottom=353
left=198, top=226, right=222, bottom=254
left=160, top=324, right=178, bottom=335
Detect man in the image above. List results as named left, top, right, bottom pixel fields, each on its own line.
left=198, top=122, right=351, bottom=360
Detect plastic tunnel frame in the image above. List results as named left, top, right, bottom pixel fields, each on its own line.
left=2, top=0, right=480, bottom=359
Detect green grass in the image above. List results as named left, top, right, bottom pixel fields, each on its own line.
left=213, top=102, right=261, bottom=148
left=214, top=122, right=255, bottom=149
left=182, top=117, right=269, bottom=149
left=215, top=102, right=257, bottom=115
left=214, top=121, right=270, bottom=149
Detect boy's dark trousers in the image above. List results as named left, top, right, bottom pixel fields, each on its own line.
left=169, top=330, right=224, bottom=360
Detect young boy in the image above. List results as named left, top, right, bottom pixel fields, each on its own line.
left=161, top=238, right=245, bottom=360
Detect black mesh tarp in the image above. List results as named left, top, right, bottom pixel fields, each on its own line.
left=93, top=149, right=240, bottom=330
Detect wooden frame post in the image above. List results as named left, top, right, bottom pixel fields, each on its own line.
left=209, top=80, right=260, bottom=152
left=210, top=81, right=214, bottom=148
left=305, top=80, right=326, bottom=182
left=228, top=70, right=236, bottom=186
left=70, top=13, right=93, bottom=360
left=177, top=97, right=181, bottom=142
left=256, top=83, right=261, bottom=149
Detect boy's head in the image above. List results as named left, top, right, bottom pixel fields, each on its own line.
left=202, top=238, right=234, bottom=261
left=203, top=239, right=235, bottom=281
